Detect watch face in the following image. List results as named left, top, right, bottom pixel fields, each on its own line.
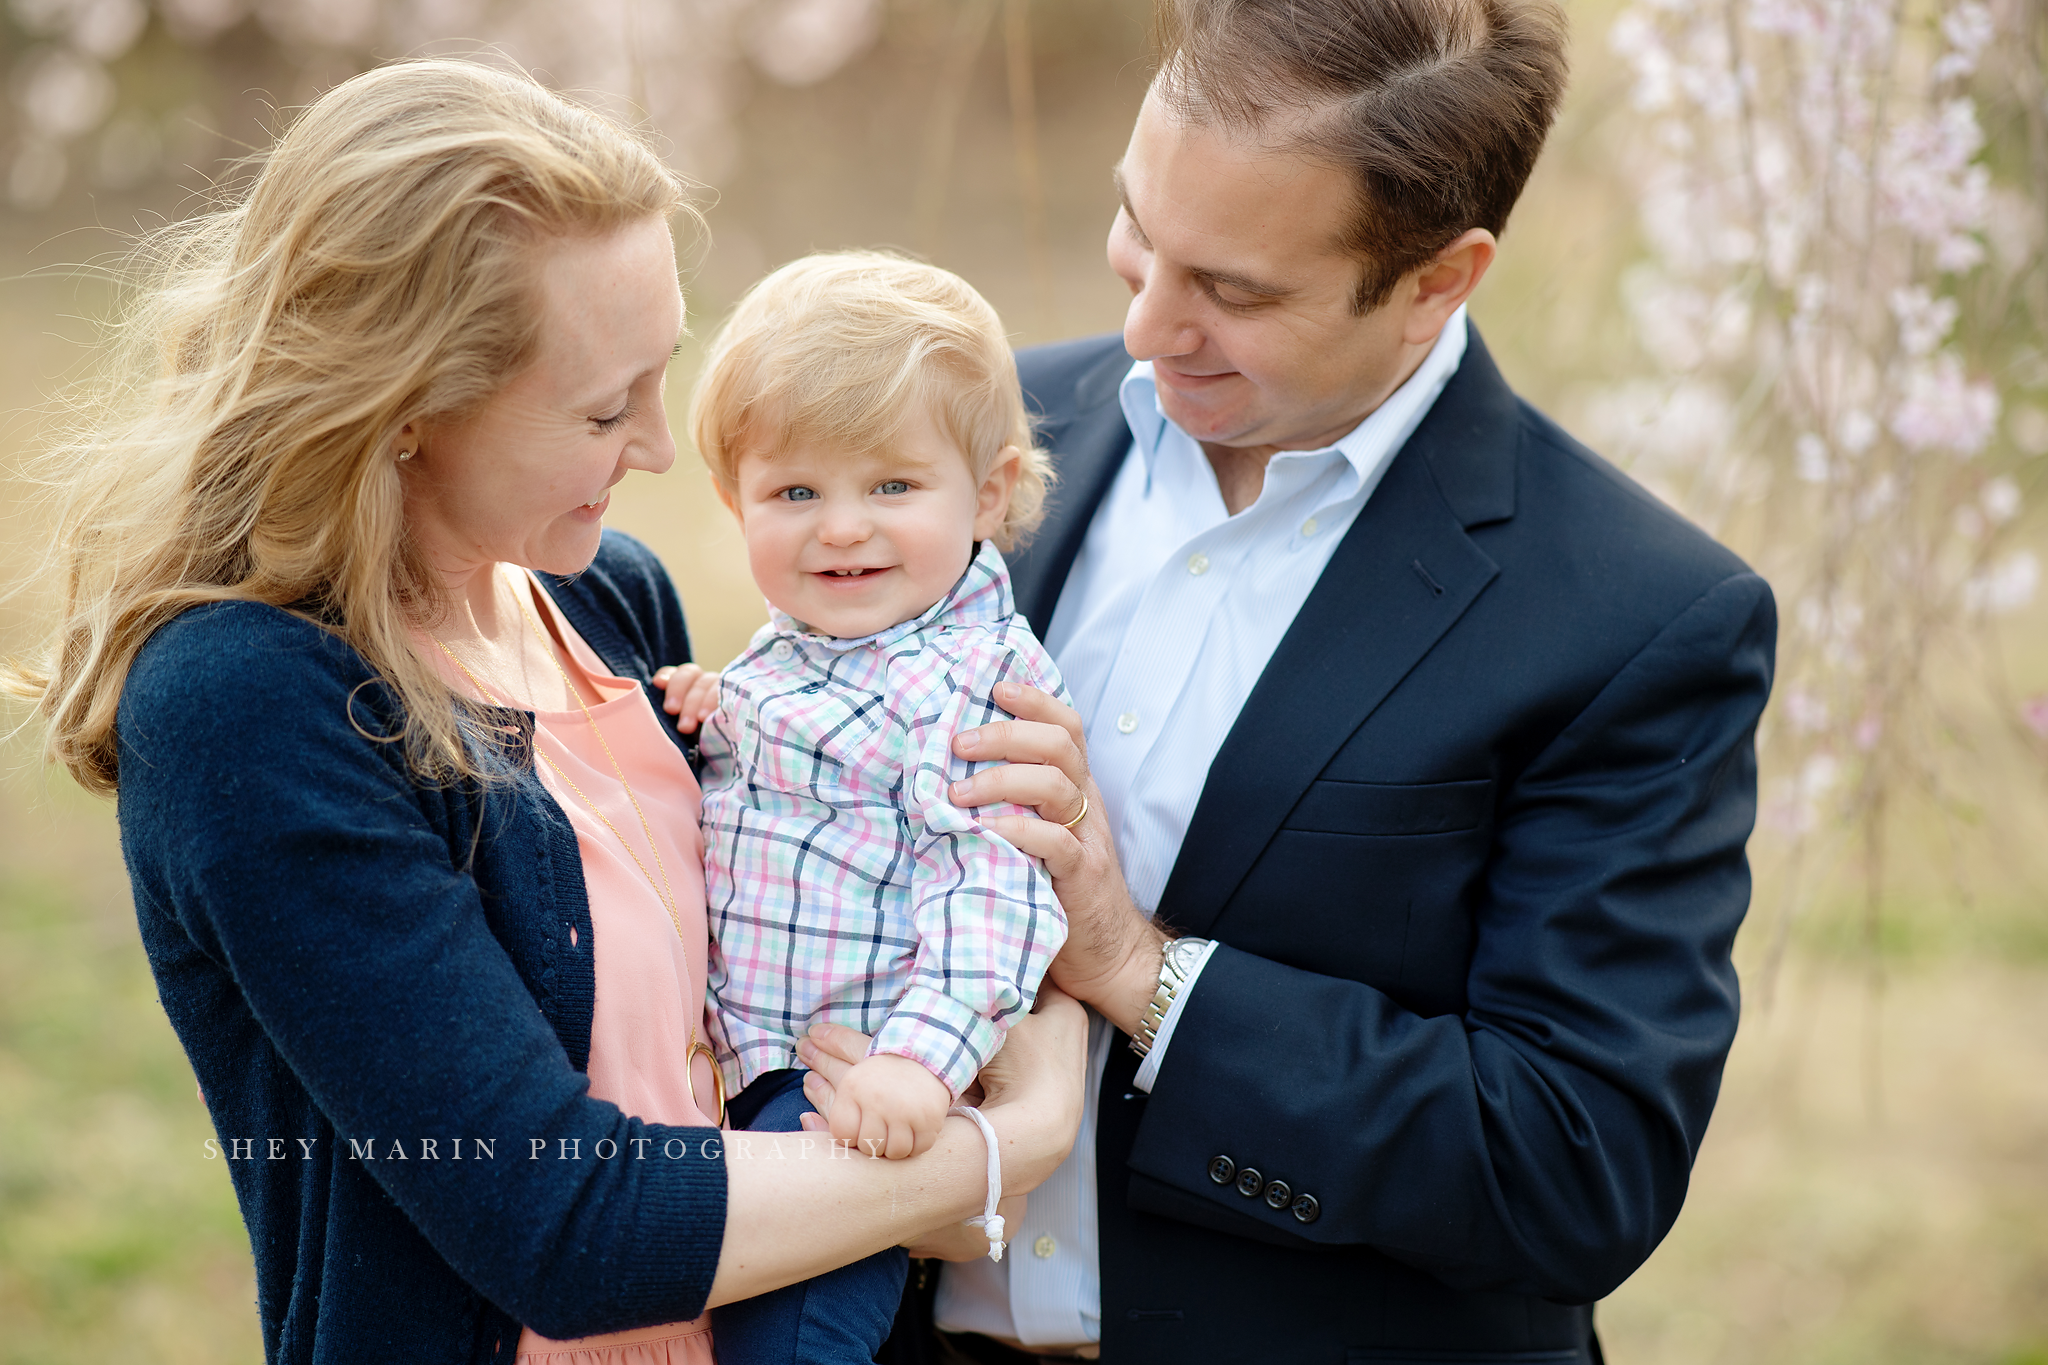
left=1165, top=937, right=1208, bottom=974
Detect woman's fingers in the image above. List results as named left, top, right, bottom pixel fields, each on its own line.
left=799, top=1021, right=870, bottom=1073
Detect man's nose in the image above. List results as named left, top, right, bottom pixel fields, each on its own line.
left=1122, top=268, right=1201, bottom=363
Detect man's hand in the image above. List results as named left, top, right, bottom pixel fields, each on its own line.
left=948, top=681, right=1167, bottom=1035
left=652, top=662, right=720, bottom=734
left=826, top=1052, right=952, bottom=1160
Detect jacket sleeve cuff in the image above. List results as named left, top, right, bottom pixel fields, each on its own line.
left=1132, top=938, right=1220, bottom=1092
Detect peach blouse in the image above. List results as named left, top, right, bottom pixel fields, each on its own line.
left=498, top=571, right=718, bottom=1365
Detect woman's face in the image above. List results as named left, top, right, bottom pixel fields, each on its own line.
left=406, top=216, right=684, bottom=581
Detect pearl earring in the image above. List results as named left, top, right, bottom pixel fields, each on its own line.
left=396, top=448, right=415, bottom=461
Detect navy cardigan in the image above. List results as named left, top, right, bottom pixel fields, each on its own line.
left=117, top=531, right=725, bottom=1365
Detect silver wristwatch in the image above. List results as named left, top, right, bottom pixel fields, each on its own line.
left=1129, top=936, right=1211, bottom=1057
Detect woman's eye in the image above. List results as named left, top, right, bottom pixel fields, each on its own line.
left=876, top=480, right=911, bottom=496
left=592, top=402, right=635, bottom=433
left=781, top=486, right=818, bottom=502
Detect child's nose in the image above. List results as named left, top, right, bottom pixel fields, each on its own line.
left=816, top=506, right=873, bottom=545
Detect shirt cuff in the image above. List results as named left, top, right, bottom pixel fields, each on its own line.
left=869, top=984, right=1005, bottom=1099
left=1131, top=939, right=1219, bottom=1093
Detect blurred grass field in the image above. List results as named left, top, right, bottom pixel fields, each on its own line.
left=2, top=2, right=2046, bottom=1361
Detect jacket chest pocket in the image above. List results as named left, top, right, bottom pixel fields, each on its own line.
left=1283, top=777, right=1492, bottom=836
left=1222, top=778, right=1494, bottom=1017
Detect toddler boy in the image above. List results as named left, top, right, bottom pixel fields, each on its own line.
left=674, top=251, right=1068, bottom=1365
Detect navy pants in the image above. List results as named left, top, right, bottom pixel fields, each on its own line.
left=712, top=1068, right=909, bottom=1365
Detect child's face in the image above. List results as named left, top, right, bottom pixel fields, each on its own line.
left=724, top=403, right=1020, bottom=638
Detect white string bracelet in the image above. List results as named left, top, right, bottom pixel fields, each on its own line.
left=949, top=1104, right=1006, bottom=1262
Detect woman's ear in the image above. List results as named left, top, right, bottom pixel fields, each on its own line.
left=972, top=446, right=1025, bottom=543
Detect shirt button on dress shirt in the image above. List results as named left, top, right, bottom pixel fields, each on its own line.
left=1301, top=516, right=1319, bottom=537
left=770, top=639, right=795, bottom=663
left=1186, top=551, right=1210, bottom=575
left=1034, top=1234, right=1058, bottom=1259
left=1115, top=711, right=1139, bottom=734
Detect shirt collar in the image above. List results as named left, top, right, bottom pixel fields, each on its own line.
left=1116, top=305, right=1470, bottom=495
left=771, top=540, right=1014, bottom=652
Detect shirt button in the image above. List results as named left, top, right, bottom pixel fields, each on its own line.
left=770, top=640, right=795, bottom=663
left=1033, top=1234, right=1057, bottom=1258
left=1301, top=517, right=1319, bottom=537
left=1186, top=551, right=1210, bottom=576
left=1116, top=712, right=1139, bottom=734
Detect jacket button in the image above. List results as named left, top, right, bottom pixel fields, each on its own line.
left=1291, top=1193, right=1320, bottom=1224
left=1207, top=1155, right=1236, bottom=1185
left=1234, top=1167, right=1263, bottom=1198
left=1262, top=1179, right=1291, bottom=1210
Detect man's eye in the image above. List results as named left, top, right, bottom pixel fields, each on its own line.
left=781, top=486, right=818, bottom=502
left=876, top=480, right=911, bottom=496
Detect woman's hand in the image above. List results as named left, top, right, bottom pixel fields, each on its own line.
left=797, top=987, right=1087, bottom=1197
left=652, top=662, right=720, bottom=734
left=794, top=1029, right=1024, bottom=1257
left=948, top=683, right=1167, bottom=1036
left=901, top=1194, right=1029, bottom=1261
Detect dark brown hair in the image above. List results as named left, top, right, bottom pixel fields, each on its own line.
left=1154, top=0, right=1569, bottom=311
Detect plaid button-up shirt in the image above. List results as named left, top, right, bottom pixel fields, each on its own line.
left=699, top=545, right=1069, bottom=1099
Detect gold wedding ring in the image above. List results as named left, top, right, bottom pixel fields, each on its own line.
left=1058, top=795, right=1089, bottom=830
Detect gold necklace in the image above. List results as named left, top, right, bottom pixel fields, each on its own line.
left=434, top=570, right=725, bottom=1124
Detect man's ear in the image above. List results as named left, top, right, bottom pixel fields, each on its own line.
left=1401, top=228, right=1497, bottom=346
left=972, top=446, right=1025, bottom=543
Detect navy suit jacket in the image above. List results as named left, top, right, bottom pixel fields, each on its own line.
left=1001, top=331, right=1775, bottom=1363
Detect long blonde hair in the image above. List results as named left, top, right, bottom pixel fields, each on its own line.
left=6, top=60, right=689, bottom=795
left=690, top=251, right=1053, bottom=552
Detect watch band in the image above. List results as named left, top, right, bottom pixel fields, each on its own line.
left=1129, top=936, right=1212, bottom=1057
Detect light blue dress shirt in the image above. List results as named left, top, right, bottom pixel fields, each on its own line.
left=934, top=309, right=1469, bottom=1348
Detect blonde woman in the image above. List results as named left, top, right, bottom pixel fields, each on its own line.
left=6, top=61, right=1083, bottom=1365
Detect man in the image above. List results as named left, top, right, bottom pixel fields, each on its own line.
left=898, top=0, right=1775, bottom=1359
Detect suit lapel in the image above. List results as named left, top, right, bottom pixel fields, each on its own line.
left=1152, top=337, right=1519, bottom=938
left=1008, top=343, right=1133, bottom=631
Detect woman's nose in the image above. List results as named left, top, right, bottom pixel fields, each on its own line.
left=628, top=423, right=678, bottom=476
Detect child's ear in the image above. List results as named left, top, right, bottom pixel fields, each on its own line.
left=715, top=479, right=741, bottom=521
left=972, top=446, right=1024, bottom=543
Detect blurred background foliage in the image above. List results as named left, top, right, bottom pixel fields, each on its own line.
left=1, top=0, right=2044, bottom=1361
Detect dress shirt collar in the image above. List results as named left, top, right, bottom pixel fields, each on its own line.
left=770, top=540, right=1013, bottom=652
left=1116, top=305, right=1470, bottom=499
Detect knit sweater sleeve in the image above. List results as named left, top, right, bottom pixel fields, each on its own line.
left=116, top=602, right=726, bottom=1340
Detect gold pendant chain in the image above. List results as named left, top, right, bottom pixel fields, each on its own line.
left=432, top=569, right=724, bottom=1123
left=433, top=573, right=682, bottom=938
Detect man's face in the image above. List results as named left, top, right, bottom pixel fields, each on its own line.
left=1107, top=87, right=1419, bottom=453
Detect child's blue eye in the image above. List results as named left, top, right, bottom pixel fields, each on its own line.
left=782, top=486, right=818, bottom=502
left=876, top=480, right=911, bottom=496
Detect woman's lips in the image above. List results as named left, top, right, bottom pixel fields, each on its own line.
left=569, top=493, right=610, bottom=521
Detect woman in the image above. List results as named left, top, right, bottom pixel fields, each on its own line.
left=5, top=60, right=1083, bottom=1365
